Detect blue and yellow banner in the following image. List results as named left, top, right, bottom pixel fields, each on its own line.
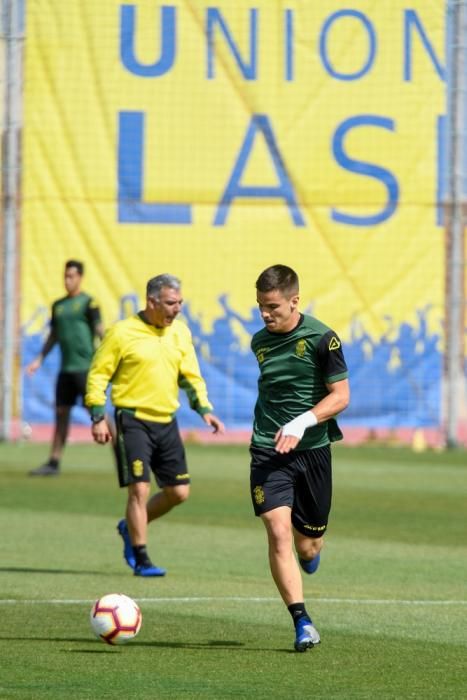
left=21, top=1, right=447, bottom=429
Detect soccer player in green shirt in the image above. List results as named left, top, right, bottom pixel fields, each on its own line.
left=250, top=265, right=350, bottom=652
left=26, top=260, right=104, bottom=476
left=85, top=273, right=225, bottom=577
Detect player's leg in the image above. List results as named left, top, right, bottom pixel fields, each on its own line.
left=146, top=483, right=190, bottom=522
left=50, top=405, right=72, bottom=460
left=51, top=370, right=83, bottom=464
left=114, top=410, right=165, bottom=576
left=28, top=373, right=73, bottom=476
left=126, top=481, right=151, bottom=544
left=250, top=448, right=300, bottom=602
left=114, top=410, right=142, bottom=570
left=276, top=445, right=332, bottom=650
left=250, top=447, right=319, bottom=651
left=127, top=481, right=166, bottom=577
left=293, top=531, right=324, bottom=574
left=260, top=506, right=303, bottom=605
left=291, top=445, right=332, bottom=575
left=261, top=507, right=320, bottom=651
left=126, top=419, right=190, bottom=575
left=52, top=371, right=81, bottom=460
left=147, top=418, right=191, bottom=522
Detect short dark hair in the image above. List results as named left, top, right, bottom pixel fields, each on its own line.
left=255, top=265, right=299, bottom=296
left=65, top=260, right=84, bottom=276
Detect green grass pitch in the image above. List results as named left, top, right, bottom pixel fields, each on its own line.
left=0, top=441, right=465, bottom=699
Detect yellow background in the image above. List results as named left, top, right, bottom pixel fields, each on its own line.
left=22, top=0, right=445, bottom=340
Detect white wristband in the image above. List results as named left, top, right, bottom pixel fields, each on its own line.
left=281, top=411, right=318, bottom=440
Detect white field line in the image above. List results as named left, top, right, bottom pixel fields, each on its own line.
left=0, top=597, right=466, bottom=606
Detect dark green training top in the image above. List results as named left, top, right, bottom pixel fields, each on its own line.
left=50, top=292, right=101, bottom=372
left=251, top=314, right=348, bottom=450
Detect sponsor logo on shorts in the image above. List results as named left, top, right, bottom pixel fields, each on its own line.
left=328, top=336, right=341, bottom=351
left=295, top=339, right=307, bottom=357
left=132, top=459, right=144, bottom=477
left=253, top=485, right=265, bottom=505
left=176, top=473, right=190, bottom=480
left=303, top=524, right=326, bottom=532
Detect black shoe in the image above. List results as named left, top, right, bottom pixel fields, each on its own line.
left=28, top=462, right=60, bottom=477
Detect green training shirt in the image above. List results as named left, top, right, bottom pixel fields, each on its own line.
left=50, top=292, right=101, bottom=372
left=251, top=314, right=348, bottom=450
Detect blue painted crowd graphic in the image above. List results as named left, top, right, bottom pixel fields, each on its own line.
left=21, top=298, right=443, bottom=430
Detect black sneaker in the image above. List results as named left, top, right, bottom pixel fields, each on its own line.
left=28, top=462, right=60, bottom=477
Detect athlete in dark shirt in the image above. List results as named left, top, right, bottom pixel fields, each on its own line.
left=250, top=265, right=350, bottom=652
left=26, top=260, right=103, bottom=476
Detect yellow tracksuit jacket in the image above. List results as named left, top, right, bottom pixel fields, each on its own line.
left=85, top=313, right=212, bottom=422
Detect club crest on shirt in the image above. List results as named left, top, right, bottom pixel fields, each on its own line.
left=328, top=336, right=341, bottom=351
left=253, top=486, right=265, bottom=505
left=295, top=339, right=307, bottom=357
left=255, top=347, right=269, bottom=364
left=132, top=459, right=144, bottom=477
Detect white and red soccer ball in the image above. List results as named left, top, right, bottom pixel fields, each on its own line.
left=90, top=593, right=142, bottom=645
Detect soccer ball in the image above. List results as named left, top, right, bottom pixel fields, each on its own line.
left=90, top=593, right=142, bottom=645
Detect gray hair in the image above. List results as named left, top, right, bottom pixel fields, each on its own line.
left=146, top=274, right=181, bottom=300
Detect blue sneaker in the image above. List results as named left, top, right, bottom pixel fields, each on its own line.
left=294, top=618, right=320, bottom=652
left=116, top=519, right=136, bottom=570
left=134, top=562, right=166, bottom=577
left=299, top=553, right=320, bottom=575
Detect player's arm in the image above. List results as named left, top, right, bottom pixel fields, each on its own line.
left=90, top=416, right=112, bottom=444
left=25, top=329, right=57, bottom=375
left=86, top=297, right=104, bottom=341
left=178, top=333, right=225, bottom=434
left=311, top=377, right=350, bottom=422
left=275, top=330, right=349, bottom=454
left=275, top=378, right=350, bottom=454
left=85, top=326, right=121, bottom=444
left=201, top=412, right=225, bottom=434
left=94, top=321, right=104, bottom=341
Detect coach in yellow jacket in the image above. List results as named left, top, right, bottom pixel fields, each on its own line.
left=85, top=274, right=225, bottom=577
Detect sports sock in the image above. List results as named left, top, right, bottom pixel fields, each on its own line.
left=47, top=458, right=59, bottom=468
left=288, top=602, right=311, bottom=627
left=132, top=545, right=152, bottom=567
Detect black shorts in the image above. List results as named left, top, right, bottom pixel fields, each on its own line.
left=250, top=444, right=332, bottom=537
left=115, top=409, right=189, bottom=489
left=55, top=371, right=88, bottom=407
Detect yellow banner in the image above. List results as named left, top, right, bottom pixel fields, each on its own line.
left=22, top=0, right=445, bottom=340
left=21, top=0, right=452, bottom=430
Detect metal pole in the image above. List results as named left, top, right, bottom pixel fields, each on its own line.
left=445, top=0, right=467, bottom=448
left=1, top=0, right=23, bottom=440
